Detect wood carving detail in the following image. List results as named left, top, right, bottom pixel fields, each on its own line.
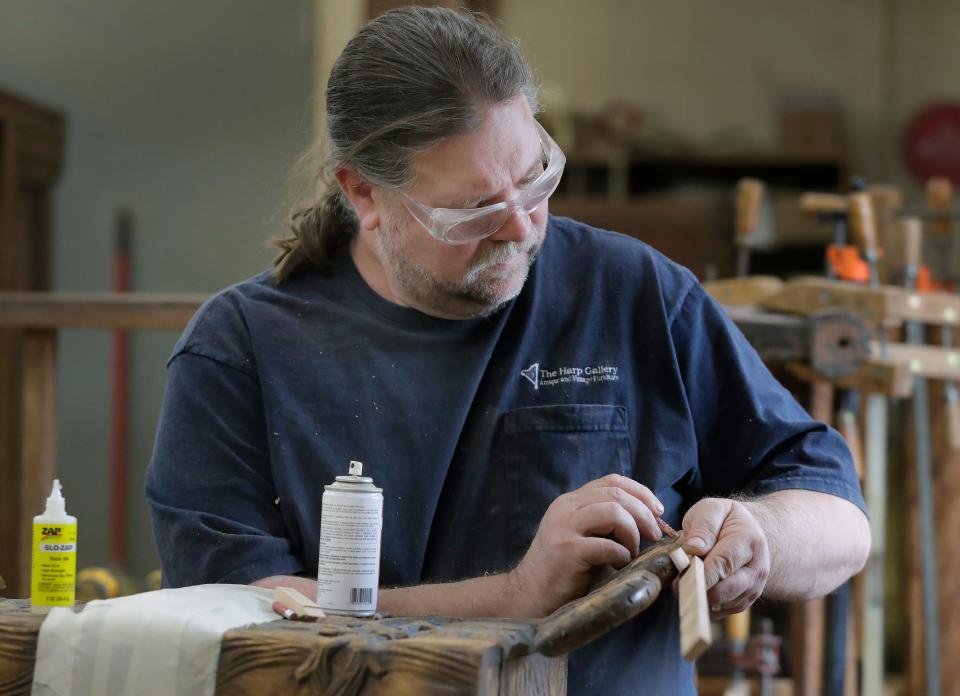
left=534, top=535, right=682, bottom=656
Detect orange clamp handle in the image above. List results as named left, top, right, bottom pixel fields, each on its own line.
left=826, top=244, right=870, bottom=283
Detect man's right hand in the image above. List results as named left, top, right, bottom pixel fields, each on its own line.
left=510, top=473, right=665, bottom=618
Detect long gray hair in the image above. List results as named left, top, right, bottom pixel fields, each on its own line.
left=271, top=6, right=539, bottom=282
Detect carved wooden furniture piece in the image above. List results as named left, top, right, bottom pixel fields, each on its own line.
left=534, top=535, right=683, bottom=656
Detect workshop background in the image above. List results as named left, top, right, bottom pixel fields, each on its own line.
left=2, top=1, right=959, bottom=694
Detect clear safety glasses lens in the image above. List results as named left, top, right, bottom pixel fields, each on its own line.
left=402, top=123, right=566, bottom=245
left=440, top=173, right=560, bottom=243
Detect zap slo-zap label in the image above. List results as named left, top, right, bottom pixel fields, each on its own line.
left=31, top=479, right=78, bottom=613
left=316, top=461, right=383, bottom=617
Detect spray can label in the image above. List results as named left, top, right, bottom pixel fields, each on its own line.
left=31, top=523, right=78, bottom=608
left=316, top=461, right=383, bottom=617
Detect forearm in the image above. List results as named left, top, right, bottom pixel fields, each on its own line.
left=252, top=571, right=527, bottom=618
left=742, top=489, right=870, bottom=601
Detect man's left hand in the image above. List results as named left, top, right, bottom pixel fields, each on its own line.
left=681, top=498, right=770, bottom=617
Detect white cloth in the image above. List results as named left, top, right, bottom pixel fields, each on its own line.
left=31, top=584, right=277, bottom=696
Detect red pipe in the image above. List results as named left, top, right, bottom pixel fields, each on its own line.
left=110, top=211, right=132, bottom=569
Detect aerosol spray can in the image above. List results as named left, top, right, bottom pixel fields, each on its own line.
left=316, top=460, right=383, bottom=617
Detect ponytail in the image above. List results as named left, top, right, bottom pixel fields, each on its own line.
left=272, top=188, right=357, bottom=282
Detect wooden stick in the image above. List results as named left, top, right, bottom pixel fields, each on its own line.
left=273, top=586, right=326, bottom=621
left=678, top=555, right=712, bottom=661
left=799, top=192, right=847, bottom=216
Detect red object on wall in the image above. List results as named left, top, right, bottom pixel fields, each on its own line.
left=111, top=211, right=132, bottom=570
left=903, top=101, right=960, bottom=185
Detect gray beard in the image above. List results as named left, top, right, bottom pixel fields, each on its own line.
left=374, top=218, right=544, bottom=319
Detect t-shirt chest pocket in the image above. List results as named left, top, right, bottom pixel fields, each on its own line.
left=498, top=404, right=631, bottom=549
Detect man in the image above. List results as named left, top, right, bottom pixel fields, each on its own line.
left=146, top=7, right=870, bottom=694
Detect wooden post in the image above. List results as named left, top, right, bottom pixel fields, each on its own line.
left=931, top=375, right=960, bottom=696
left=17, top=330, right=57, bottom=594
left=788, top=380, right=832, bottom=696
left=907, top=333, right=960, bottom=695
left=861, top=392, right=888, bottom=696
left=0, top=90, right=64, bottom=597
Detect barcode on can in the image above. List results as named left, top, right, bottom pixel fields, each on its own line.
left=350, top=587, right=373, bottom=605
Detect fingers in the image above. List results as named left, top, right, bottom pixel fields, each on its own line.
left=572, top=485, right=662, bottom=541
left=581, top=474, right=664, bottom=516
left=576, top=536, right=633, bottom=569
left=516, top=475, right=665, bottom=617
left=702, top=533, right=756, bottom=589
left=708, top=571, right=765, bottom=617
left=706, top=561, right=767, bottom=611
left=681, top=497, right=733, bottom=555
left=573, top=501, right=642, bottom=555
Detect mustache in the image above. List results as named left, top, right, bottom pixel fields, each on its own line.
left=469, top=236, right=542, bottom=272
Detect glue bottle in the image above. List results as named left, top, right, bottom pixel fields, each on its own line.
left=31, top=479, right=78, bottom=613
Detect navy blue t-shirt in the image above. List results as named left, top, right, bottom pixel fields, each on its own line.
left=146, top=215, right=864, bottom=695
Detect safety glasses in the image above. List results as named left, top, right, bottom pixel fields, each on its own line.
left=401, top=121, right=565, bottom=244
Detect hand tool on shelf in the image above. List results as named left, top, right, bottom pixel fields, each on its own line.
left=735, top=178, right=765, bottom=277
left=901, top=214, right=942, bottom=696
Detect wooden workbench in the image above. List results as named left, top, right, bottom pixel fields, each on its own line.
left=0, top=538, right=684, bottom=695
left=0, top=598, right=564, bottom=695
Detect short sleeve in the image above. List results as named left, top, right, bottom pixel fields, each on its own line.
left=670, top=282, right=866, bottom=512
left=145, top=351, right=305, bottom=586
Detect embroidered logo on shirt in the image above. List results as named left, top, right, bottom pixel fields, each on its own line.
left=520, top=362, right=619, bottom=389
